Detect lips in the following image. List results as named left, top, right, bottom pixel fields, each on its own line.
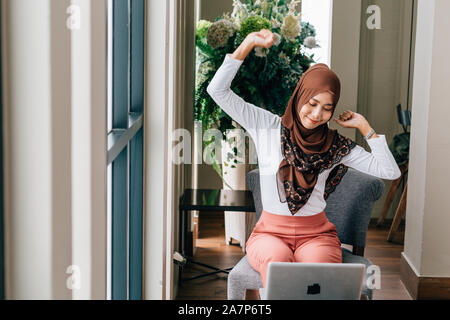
left=308, top=117, right=319, bottom=124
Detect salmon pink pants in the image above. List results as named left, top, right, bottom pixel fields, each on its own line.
left=245, top=210, right=342, bottom=288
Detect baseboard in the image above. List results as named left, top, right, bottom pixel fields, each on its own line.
left=400, top=253, right=419, bottom=299
left=400, top=253, right=450, bottom=299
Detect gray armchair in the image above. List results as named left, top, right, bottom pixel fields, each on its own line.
left=227, top=168, right=385, bottom=300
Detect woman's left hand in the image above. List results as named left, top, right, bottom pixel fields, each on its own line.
left=333, top=110, right=367, bottom=130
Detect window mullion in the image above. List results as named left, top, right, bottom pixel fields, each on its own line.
left=111, top=0, right=129, bottom=300
left=128, top=0, right=145, bottom=300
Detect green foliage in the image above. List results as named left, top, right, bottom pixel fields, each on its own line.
left=238, top=16, right=271, bottom=40
left=196, top=20, right=212, bottom=40
left=207, top=19, right=236, bottom=49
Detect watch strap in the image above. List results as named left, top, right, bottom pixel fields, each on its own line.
left=364, top=128, right=375, bottom=140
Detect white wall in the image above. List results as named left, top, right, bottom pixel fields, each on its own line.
left=2, top=0, right=53, bottom=299
left=328, top=0, right=362, bottom=141
left=2, top=0, right=75, bottom=299
left=173, top=0, right=196, bottom=300
left=144, top=0, right=196, bottom=301
left=144, top=0, right=169, bottom=300
left=2, top=0, right=187, bottom=300
left=199, top=0, right=233, bottom=22
left=357, top=0, right=416, bottom=220
left=71, top=0, right=108, bottom=299
left=2, top=0, right=107, bottom=299
left=50, top=0, right=73, bottom=299
left=403, top=0, right=450, bottom=277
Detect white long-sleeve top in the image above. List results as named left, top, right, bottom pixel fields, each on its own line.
left=207, top=53, right=402, bottom=216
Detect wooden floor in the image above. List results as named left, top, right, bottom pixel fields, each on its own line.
left=176, top=211, right=412, bottom=300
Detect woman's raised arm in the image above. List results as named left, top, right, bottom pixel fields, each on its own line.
left=206, top=30, right=279, bottom=145
left=335, top=111, right=401, bottom=180
left=231, top=29, right=275, bottom=61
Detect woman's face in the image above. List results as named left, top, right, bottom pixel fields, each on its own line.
left=298, top=92, right=335, bottom=129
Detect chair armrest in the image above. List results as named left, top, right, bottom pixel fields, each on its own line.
left=325, top=167, right=385, bottom=249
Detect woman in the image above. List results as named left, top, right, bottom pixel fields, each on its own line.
left=207, top=29, right=401, bottom=288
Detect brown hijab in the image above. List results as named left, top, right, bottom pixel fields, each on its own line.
left=277, top=63, right=357, bottom=215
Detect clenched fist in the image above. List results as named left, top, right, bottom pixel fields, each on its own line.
left=333, top=110, right=368, bottom=130
left=333, top=110, right=378, bottom=139
left=247, top=29, right=275, bottom=49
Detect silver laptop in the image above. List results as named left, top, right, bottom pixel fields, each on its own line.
left=259, top=262, right=366, bottom=300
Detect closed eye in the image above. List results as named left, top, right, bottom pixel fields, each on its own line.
left=310, top=101, right=333, bottom=112
left=309, top=98, right=333, bottom=111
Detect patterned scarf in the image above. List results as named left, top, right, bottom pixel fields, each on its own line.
left=277, top=63, right=357, bottom=215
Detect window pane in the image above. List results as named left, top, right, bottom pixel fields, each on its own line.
left=107, top=0, right=144, bottom=301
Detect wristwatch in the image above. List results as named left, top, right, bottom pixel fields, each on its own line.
left=364, top=128, right=376, bottom=141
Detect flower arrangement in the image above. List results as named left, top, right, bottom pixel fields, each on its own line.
left=194, top=0, right=319, bottom=185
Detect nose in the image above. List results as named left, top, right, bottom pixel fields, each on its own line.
left=310, top=108, right=321, bottom=120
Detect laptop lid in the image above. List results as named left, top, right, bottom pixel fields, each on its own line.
left=260, top=262, right=366, bottom=300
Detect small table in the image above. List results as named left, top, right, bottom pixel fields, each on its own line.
left=178, top=189, right=255, bottom=284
